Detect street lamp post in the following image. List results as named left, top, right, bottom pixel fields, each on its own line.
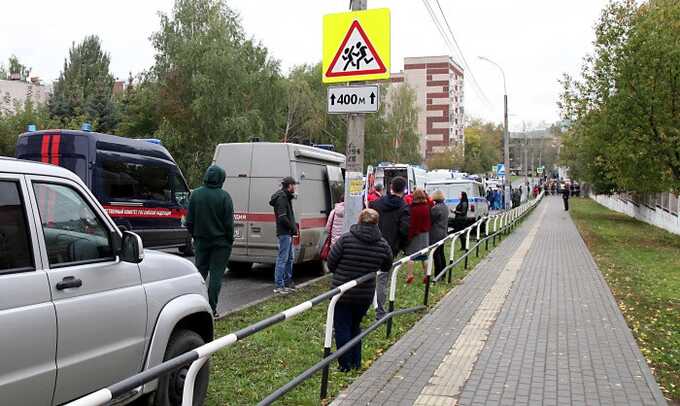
left=479, top=56, right=511, bottom=209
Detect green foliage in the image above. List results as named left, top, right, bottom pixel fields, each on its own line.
left=149, top=0, right=287, bottom=185
left=49, top=35, right=118, bottom=132
left=115, top=73, right=161, bottom=137
left=559, top=0, right=680, bottom=193
left=0, top=55, right=31, bottom=81
left=364, top=83, right=421, bottom=166
left=0, top=100, right=85, bottom=157
left=463, top=119, right=502, bottom=174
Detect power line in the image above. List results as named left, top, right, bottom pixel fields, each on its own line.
left=425, top=0, right=495, bottom=110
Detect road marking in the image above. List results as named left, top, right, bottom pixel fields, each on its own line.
left=414, top=203, right=547, bottom=406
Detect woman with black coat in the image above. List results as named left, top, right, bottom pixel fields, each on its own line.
left=327, top=209, right=394, bottom=371
left=429, top=190, right=449, bottom=276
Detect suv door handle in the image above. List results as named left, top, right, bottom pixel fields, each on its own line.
left=56, top=276, right=82, bottom=290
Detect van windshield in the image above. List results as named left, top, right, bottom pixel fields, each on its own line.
left=101, top=158, right=172, bottom=202
left=426, top=183, right=474, bottom=199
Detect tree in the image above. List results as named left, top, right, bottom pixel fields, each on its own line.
left=149, top=0, right=287, bottom=185
left=115, top=73, right=161, bottom=137
left=49, top=35, right=117, bottom=132
left=559, top=0, right=680, bottom=193
left=373, top=83, right=421, bottom=164
left=0, top=55, right=31, bottom=81
left=463, top=119, right=502, bottom=174
left=426, top=147, right=464, bottom=170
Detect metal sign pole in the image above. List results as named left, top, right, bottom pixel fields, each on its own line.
left=343, top=0, right=368, bottom=233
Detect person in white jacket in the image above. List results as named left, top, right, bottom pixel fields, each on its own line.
left=326, top=197, right=345, bottom=247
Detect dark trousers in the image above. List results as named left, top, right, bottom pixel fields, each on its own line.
left=334, top=302, right=370, bottom=371
left=563, top=197, right=569, bottom=211
left=433, top=244, right=446, bottom=276
left=195, top=239, right=231, bottom=312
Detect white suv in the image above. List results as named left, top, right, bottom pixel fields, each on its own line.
left=0, top=157, right=213, bottom=406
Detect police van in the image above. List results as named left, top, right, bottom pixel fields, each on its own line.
left=425, top=179, right=489, bottom=225
left=15, top=129, right=194, bottom=254
left=213, top=142, right=345, bottom=272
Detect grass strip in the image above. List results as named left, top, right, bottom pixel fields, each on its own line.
left=204, top=223, right=523, bottom=405
left=570, top=198, right=680, bottom=401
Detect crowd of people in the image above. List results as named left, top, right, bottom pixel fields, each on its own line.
left=184, top=165, right=479, bottom=373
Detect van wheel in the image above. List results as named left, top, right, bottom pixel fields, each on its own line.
left=179, top=239, right=194, bottom=257
left=228, top=261, right=252, bottom=274
left=152, top=330, right=209, bottom=406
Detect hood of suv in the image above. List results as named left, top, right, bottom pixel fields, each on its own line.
left=138, top=249, right=203, bottom=284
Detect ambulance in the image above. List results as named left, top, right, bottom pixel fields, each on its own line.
left=213, top=142, right=345, bottom=272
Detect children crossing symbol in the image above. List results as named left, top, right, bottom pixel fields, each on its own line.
left=325, top=20, right=387, bottom=78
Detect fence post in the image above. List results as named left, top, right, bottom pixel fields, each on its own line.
left=475, top=220, right=482, bottom=257
left=447, top=233, right=457, bottom=284
left=464, top=227, right=472, bottom=270
left=485, top=217, right=490, bottom=251
left=423, top=246, right=436, bottom=306
left=386, top=264, right=402, bottom=338
left=321, top=292, right=345, bottom=400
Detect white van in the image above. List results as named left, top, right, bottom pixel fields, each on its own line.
left=425, top=179, right=489, bottom=225
left=373, top=163, right=427, bottom=194
left=213, top=142, right=345, bottom=272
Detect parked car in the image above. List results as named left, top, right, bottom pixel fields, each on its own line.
left=16, top=129, right=194, bottom=255
left=425, top=179, right=490, bottom=225
left=213, top=142, right=345, bottom=272
left=0, top=157, right=213, bottom=406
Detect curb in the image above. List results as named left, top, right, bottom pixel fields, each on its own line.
left=216, top=273, right=332, bottom=320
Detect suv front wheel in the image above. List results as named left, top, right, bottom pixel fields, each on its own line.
left=153, top=329, right=209, bottom=406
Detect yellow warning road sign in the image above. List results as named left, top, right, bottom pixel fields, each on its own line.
left=322, top=8, right=390, bottom=84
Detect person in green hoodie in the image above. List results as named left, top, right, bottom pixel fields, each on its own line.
left=186, top=165, right=234, bottom=318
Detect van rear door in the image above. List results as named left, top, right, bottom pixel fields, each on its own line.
left=16, top=132, right=90, bottom=187
left=214, top=144, right=253, bottom=259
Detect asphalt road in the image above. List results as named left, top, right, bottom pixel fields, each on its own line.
left=163, top=249, right=326, bottom=315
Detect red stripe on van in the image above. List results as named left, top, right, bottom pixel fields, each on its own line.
left=40, top=135, right=51, bottom=163
left=103, top=205, right=187, bottom=219
left=50, top=134, right=61, bottom=165
left=235, top=212, right=327, bottom=229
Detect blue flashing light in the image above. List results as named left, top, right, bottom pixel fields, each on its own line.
left=81, top=122, right=92, bottom=132
left=27, top=124, right=37, bottom=132
left=143, top=138, right=162, bottom=145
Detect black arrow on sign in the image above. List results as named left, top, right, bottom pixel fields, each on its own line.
left=330, top=94, right=336, bottom=105
left=370, top=92, right=376, bottom=104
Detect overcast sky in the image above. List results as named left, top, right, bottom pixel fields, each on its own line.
left=1, top=0, right=607, bottom=129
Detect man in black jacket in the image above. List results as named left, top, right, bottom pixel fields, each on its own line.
left=562, top=183, right=571, bottom=211
left=328, top=209, right=393, bottom=371
left=369, top=176, right=410, bottom=320
left=269, top=176, right=298, bottom=293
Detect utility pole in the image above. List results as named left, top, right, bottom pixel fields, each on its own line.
left=503, top=94, right=510, bottom=209
left=343, top=0, right=368, bottom=233
left=523, top=123, right=528, bottom=193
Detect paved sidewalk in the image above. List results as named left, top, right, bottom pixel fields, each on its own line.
left=332, top=197, right=667, bottom=406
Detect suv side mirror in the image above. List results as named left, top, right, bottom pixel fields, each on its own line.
left=120, top=231, right=144, bottom=263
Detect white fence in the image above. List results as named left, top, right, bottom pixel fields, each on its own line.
left=591, top=193, right=680, bottom=235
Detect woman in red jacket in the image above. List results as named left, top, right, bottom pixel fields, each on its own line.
left=405, top=188, right=431, bottom=283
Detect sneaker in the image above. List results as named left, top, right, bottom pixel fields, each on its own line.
left=286, top=283, right=298, bottom=291
left=212, top=310, right=220, bottom=319
left=273, top=287, right=289, bottom=295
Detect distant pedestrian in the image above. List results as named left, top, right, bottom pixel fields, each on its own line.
left=493, top=189, right=502, bottom=210
left=367, top=183, right=384, bottom=203
left=486, top=188, right=494, bottom=208
left=453, top=191, right=469, bottom=231
left=562, top=185, right=570, bottom=211
left=325, top=195, right=345, bottom=247
left=369, top=176, right=410, bottom=320
left=405, top=189, right=432, bottom=284
left=186, top=165, right=234, bottom=318
left=328, top=209, right=393, bottom=372
left=429, top=190, right=449, bottom=276
left=269, top=176, right=299, bottom=294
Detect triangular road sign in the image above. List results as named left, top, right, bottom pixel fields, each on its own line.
left=325, top=20, right=387, bottom=78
